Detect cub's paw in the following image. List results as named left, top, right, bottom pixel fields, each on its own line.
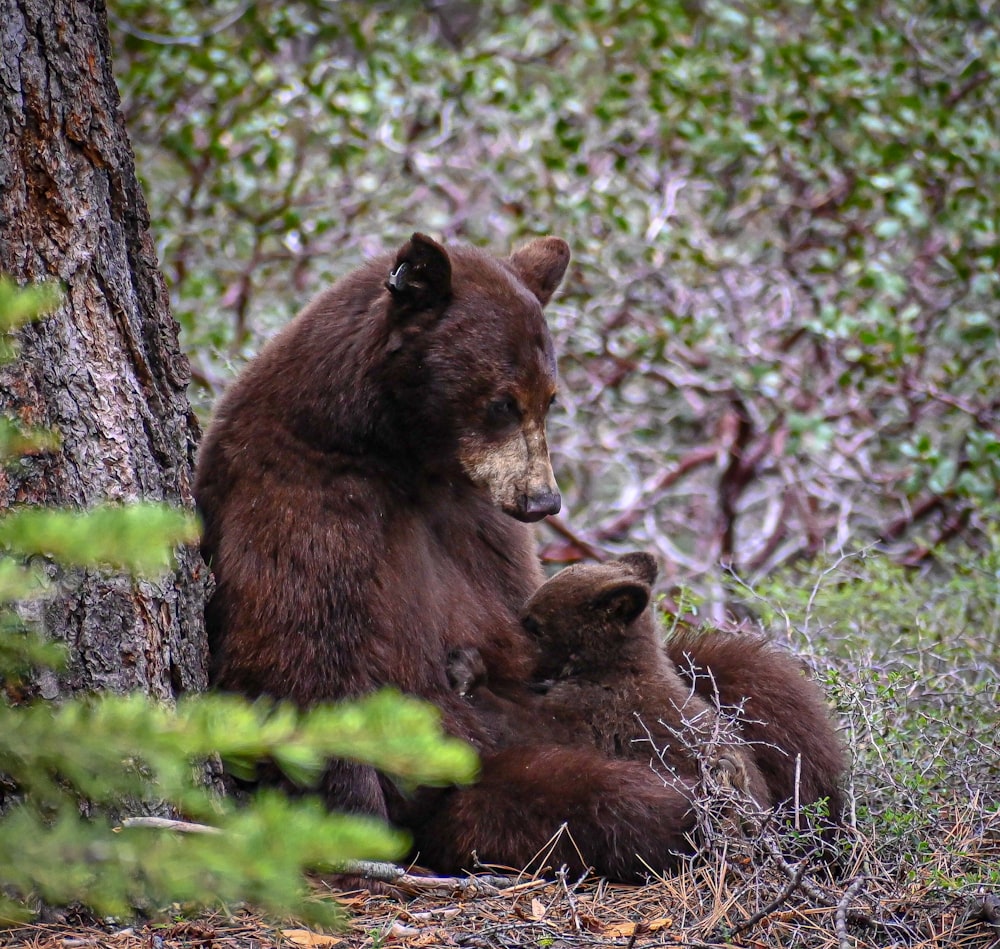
left=446, top=647, right=487, bottom=697
left=700, top=750, right=764, bottom=843
left=707, top=751, right=751, bottom=794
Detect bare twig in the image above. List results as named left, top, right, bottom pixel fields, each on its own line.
left=761, top=833, right=835, bottom=905
left=946, top=69, right=992, bottom=106
left=729, top=856, right=809, bottom=935
left=347, top=861, right=528, bottom=896
left=541, top=514, right=607, bottom=562
left=107, top=4, right=252, bottom=46
left=595, top=445, right=718, bottom=543
left=556, top=865, right=590, bottom=933
left=835, top=874, right=867, bottom=949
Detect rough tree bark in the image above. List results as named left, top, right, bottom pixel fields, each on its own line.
left=0, top=0, right=207, bottom=698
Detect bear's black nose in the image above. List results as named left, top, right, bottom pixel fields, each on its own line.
left=517, top=489, right=561, bottom=522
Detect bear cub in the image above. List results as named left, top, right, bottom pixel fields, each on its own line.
left=449, top=553, right=773, bottom=809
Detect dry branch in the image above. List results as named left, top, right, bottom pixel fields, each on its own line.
left=118, top=817, right=222, bottom=834
left=835, top=874, right=867, bottom=949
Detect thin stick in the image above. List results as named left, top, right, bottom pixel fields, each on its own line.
left=556, top=865, right=590, bottom=933
left=729, top=858, right=809, bottom=935
left=793, top=753, right=802, bottom=831
left=119, top=817, right=222, bottom=834
left=835, top=874, right=867, bottom=949
left=332, top=860, right=529, bottom=896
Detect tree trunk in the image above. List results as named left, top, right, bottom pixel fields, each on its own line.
left=0, top=0, right=207, bottom=698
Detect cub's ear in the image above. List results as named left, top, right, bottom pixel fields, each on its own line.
left=386, top=233, right=452, bottom=314
left=594, top=579, right=650, bottom=626
left=508, top=236, right=570, bottom=306
left=617, top=552, right=658, bottom=585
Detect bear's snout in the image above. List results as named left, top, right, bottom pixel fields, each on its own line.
left=457, top=419, right=560, bottom=521
left=514, top=488, right=561, bottom=522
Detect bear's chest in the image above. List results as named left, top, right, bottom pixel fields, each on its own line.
left=370, top=503, right=539, bottom=692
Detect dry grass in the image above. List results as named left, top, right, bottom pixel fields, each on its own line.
left=5, top=801, right=998, bottom=949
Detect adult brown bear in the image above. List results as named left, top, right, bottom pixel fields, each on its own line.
left=195, top=234, right=706, bottom=878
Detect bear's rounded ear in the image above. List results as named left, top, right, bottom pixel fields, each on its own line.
left=386, top=233, right=452, bottom=315
left=594, top=580, right=650, bottom=626
left=508, top=237, right=570, bottom=306
left=617, top=552, right=658, bottom=585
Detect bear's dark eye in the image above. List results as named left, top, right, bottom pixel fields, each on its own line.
left=486, top=396, right=521, bottom=428
left=521, top=614, right=542, bottom=636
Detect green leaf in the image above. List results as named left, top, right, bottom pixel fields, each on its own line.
left=928, top=457, right=957, bottom=494
left=0, top=504, right=200, bottom=575
left=0, top=418, right=60, bottom=460
left=0, top=559, right=50, bottom=601
left=0, top=278, right=61, bottom=334
left=873, top=217, right=902, bottom=239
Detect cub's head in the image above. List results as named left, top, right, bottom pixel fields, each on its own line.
left=520, top=552, right=659, bottom=678
left=382, top=233, right=569, bottom=522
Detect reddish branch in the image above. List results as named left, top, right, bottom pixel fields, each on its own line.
left=595, top=445, right=718, bottom=544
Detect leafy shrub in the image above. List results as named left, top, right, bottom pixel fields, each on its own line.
left=109, top=1, right=1000, bottom=598
left=727, top=540, right=1000, bottom=894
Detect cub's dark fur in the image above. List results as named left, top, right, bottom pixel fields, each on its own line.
left=447, top=554, right=772, bottom=807
left=667, top=628, right=846, bottom=821
left=444, top=552, right=845, bottom=857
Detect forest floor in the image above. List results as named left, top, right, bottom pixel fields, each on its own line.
left=6, top=814, right=1000, bottom=949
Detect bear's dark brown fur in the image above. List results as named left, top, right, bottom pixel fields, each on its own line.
left=667, top=628, right=846, bottom=823
left=195, top=234, right=715, bottom=880
left=413, top=744, right=701, bottom=881
left=196, top=233, right=567, bottom=815
left=446, top=553, right=772, bottom=808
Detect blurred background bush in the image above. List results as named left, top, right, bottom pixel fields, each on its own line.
left=109, top=0, right=999, bottom=616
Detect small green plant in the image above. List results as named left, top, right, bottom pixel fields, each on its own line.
left=0, top=281, right=478, bottom=925
left=729, top=544, right=1000, bottom=896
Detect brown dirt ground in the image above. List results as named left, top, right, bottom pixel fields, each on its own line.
left=4, top=819, right=999, bottom=949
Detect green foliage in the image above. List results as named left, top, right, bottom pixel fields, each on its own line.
left=0, top=417, right=59, bottom=458
left=3, top=690, right=476, bottom=818
left=0, top=689, right=476, bottom=924
left=731, top=540, right=1000, bottom=891
left=0, top=284, right=477, bottom=925
left=743, top=537, right=1000, bottom=683
left=0, top=278, right=62, bottom=455
left=0, top=504, right=199, bottom=574
left=1, top=794, right=396, bottom=925
left=0, top=277, right=61, bottom=333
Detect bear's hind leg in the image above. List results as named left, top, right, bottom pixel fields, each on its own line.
left=666, top=629, right=846, bottom=824
left=411, top=745, right=700, bottom=882
left=321, top=758, right=390, bottom=820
